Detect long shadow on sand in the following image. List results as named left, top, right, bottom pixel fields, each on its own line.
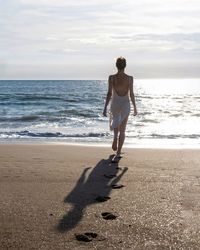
left=57, top=154, right=128, bottom=232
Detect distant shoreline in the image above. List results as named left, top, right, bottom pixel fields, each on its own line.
left=0, top=140, right=200, bottom=149
left=1, top=78, right=200, bottom=81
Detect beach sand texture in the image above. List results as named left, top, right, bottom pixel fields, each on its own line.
left=0, top=144, right=200, bottom=249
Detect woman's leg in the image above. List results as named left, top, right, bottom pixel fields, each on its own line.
left=117, top=116, right=128, bottom=155
left=112, top=127, right=119, bottom=151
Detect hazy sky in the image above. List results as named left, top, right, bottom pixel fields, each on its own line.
left=1, top=0, right=200, bottom=79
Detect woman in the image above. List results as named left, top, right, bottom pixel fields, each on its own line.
left=103, top=57, right=137, bottom=157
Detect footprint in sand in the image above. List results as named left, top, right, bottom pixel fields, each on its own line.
left=111, top=184, right=125, bottom=189
left=116, top=166, right=122, bottom=170
left=75, top=232, right=98, bottom=242
left=101, top=212, right=117, bottom=220
left=103, top=174, right=116, bottom=179
left=95, top=196, right=111, bottom=202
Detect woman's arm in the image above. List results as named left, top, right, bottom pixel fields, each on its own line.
left=103, top=75, right=112, bottom=117
left=129, top=76, right=137, bottom=116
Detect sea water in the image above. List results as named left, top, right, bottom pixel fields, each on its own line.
left=0, top=79, right=200, bottom=147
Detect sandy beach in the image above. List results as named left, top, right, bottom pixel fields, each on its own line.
left=0, top=144, right=200, bottom=249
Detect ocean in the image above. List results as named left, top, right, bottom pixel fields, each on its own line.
left=0, top=79, right=200, bottom=147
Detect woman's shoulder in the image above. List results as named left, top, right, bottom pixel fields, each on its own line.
left=108, top=75, right=115, bottom=84
left=108, top=73, right=134, bottom=82
left=124, top=73, right=133, bottom=79
left=108, top=74, right=116, bottom=79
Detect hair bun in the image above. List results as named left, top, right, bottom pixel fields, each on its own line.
left=116, top=57, right=126, bottom=70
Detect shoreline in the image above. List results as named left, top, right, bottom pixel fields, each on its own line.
left=0, top=140, right=200, bottom=149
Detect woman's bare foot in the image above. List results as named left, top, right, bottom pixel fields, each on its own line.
left=112, top=137, right=117, bottom=151
left=116, top=151, right=121, bottom=157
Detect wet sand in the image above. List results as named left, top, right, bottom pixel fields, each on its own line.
left=0, top=144, right=200, bottom=249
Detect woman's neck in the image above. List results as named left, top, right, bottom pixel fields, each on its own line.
left=117, top=69, right=125, bottom=74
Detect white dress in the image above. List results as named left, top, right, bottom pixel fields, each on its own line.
left=109, top=87, right=130, bottom=130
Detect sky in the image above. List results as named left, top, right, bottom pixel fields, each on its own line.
left=1, top=0, right=200, bottom=79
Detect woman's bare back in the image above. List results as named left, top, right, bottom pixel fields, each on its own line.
left=111, top=73, right=131, bottom=96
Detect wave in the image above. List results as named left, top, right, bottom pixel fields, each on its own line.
left=0, top=115, right=40, bottom=122
left=0, top=108, right=99, bottom=122
left=0, top=94, right=100, bottom=104
left=139, top=118, right=160, bottom=123
left=0, top=101, right=49, bottom=106
left=19, top=115, right=40, bottom=122
left=0, top=131, right=110, bottom=138
left=169, top=114, right=182, bottom=117
left=0, top=95, right=81, bottom=104
left=149, top=133, right=200, bottom=139
left=0, top=115, right=65, bottom=123
left=1, top=130, right=199, bottom=140
left=58, top=109, right=99, bottom=118
left=139, top=112, right=152, bottom=115
left=191, top=113, right=200, bottom=117
left=14, top=95, right=64, bottom=101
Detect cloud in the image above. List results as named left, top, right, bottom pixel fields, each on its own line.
left=1, top=0, right=200, bottom=78
left=18, top=0, right=123, bottom=7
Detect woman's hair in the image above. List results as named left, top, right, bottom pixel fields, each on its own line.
left=116, top=57, right=126, bottom=70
